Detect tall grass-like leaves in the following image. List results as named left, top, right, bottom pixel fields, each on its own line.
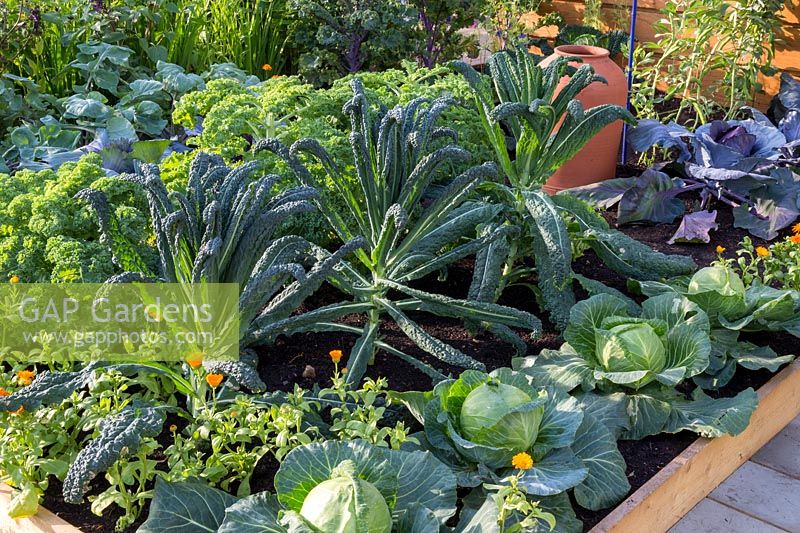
left=453, top=48, right=695, bottom=329
left=254, top=79, right=541, bottom=384
left=76, top=152, right=363, bottom=347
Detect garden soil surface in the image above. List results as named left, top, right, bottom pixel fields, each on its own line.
left=42, top=198, right=798, bottom=532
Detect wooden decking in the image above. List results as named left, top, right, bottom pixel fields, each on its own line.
left=670, top=416, right=800, bottom=533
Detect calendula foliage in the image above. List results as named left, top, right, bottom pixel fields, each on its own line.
left=76, top=152, right=364, bottom=352
left=453, top=48, right=695, bottom=329
left=0, top=154, right=156, bottom=282
left=255, top=79, right=540, bottom=384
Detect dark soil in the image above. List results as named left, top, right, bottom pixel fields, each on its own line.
left=41, top=202, right=796, bottom=532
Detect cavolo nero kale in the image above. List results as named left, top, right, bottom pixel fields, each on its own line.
left=453, top=47, right=696, bottom=329
left=255, top=79, right=541, bottom=385
left=76, top=151, right=364, bottom=354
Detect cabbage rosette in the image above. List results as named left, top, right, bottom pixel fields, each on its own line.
left=634, top=266, right=798, bottom=387
left=396, top=368, right=630, bottom=518
left=516, top=293, right=758, bottom=439
left=139, top=440, right=457, bottom=533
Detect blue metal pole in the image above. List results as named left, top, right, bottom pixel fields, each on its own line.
left=621, top=0, right=639, bottom=164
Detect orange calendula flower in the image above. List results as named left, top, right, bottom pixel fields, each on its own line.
left=206, top=373, right=224, bottom=388
left=792, top=222, right=800, bottom=234
left=329, top=349, right=343, bottom=364
left=271, top=74, right=281, bottom=79
left=9, top=275, right=19, bottom=284
left=262, top=63, right=272, bottom=71
left=186, top=352, right=204, bottom=369
left=230, top=410, right=239, bottom=417
left=716, top=245, right=726, bottom=254
left=17, top=370, right=35, bottom=386
left=789, top=234, right=800, bottom=245
left=11, top=406, right=24, bottom=415
left=756, top=246, right=770, bottom=257
left=512, top=452, right=534, bottom=470
left=0, top=388, right=9, bottom=397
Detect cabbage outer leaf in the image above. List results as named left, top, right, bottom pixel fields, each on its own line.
left=138, top=478, right=237, bottom=533
left=513, top=347, right=596, bottom=391
left=218, top=491, right=285, bottom=533
left=571, top=411, right=630, bottom=510
left=514, top=448, right=588, bottom=496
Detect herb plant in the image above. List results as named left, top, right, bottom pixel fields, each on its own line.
left=453, top=48, right=695, bottom=328
left=631, top=0, right=784, bottom=125
left=257, top=79, right=541, bottom=384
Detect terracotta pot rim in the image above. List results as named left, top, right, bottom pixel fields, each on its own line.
left=552, top=45, right=610, bottom=59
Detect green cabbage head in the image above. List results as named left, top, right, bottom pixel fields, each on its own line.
left=299, top=460, right=392, bottom=533
left=595, top=321, right=667, bottom=388
left=687, top=266, right=747, bottom=318
left=460, top=380, right=544, bottom=453
left=454, top=374, right=544, bottom=462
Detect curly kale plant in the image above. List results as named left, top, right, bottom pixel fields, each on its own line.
left=140, top=440, right=457, bottom=532
left=256, top=79, right=540, bottom=384
left=453, top=48, right=695, bottom=328
left=76, top=152, right=363, bottom=350
left=0, top=154, right=155, bottom=282
left=396, top=367, right=630, bottom=530
left=516, top=293, right=759, bottom=439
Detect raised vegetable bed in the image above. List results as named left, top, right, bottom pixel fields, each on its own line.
left=591, top=357, right=800, bottom=532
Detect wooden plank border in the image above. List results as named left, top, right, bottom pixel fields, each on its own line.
left=0, top=484, right=80, bottom=532
left=591, top=357, right=800, bottom=533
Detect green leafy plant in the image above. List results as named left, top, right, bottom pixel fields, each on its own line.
left=396, top=367, right=630, bottom=528
left=516, top=293, right=760, bottom=439
left=631, top=265, right=797, bottom=388
left=76, top=151, right=364, bottom=356
left=0, top=154, right=156, bottom=282
left=290, top=0, right=420, bottom=87
left=256, top=79, right=540, bottom=384
left=140, top=440, right=458, bottom=532
left=717, top=233, right=800, bottom=291
left=631, top=0, right=784, bottom=126
left=165, top=392, right=321, bottom=496
left=452, top=48, right=694, bottom=328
